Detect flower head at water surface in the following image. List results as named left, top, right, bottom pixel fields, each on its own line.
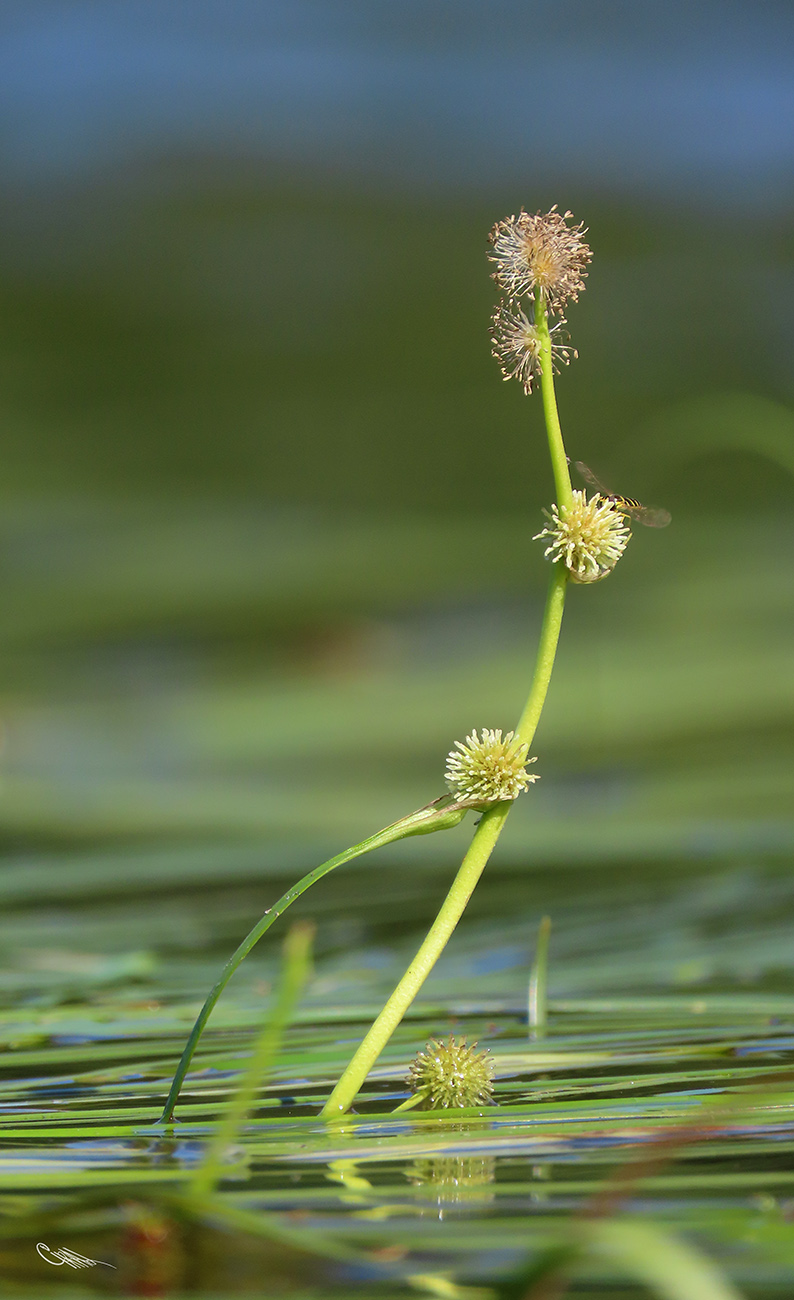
left=488, top=206, right=592, bottom=309
left=407, top=1036, right=495, bottom=1110
left=490, top=302, right=576, bottom=394
left=445, top=728, right=537, bottom=805
left=534, top=490, right=631, bottom=584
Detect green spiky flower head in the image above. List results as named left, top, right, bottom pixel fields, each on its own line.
left=407, top=1036, right=495, bottom=1110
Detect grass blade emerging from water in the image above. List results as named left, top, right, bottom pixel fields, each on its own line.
left=528, top=915, right=552, bottom=1040
left=189, top=921, right=314, bottom=1198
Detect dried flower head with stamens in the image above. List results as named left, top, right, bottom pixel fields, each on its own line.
left=488, top=206, right=592, bottom=309
left=445, top=728, right=538, bottom=805
left=534, top=490, right=631, bottom=584
left=407, top=1036, right=495, bottom=1110
left=490, top=302, right=577, bottom=394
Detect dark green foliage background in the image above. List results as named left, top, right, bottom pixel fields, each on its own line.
left=0, top=164, right=790, bottom=853
left=1, top=169, right=791, bottom=513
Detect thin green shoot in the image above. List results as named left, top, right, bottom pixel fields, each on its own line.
left=189, top=920, right=314, bottom=1199
left=528, top=915, right=552, bottom=1040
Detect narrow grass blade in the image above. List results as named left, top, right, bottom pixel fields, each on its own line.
left=583, top=1219, right=744, bottom=1300
left=528, top=915, right=551, bottom=1041
left=190, top=921, right=314, bottom=1198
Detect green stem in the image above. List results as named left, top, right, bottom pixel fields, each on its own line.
left=189, top=921, right=314, bottom=1198
left=390, top=1090, right=427, bottom=1114
left=516, top=563, right=568, bottom=743
left=321, top=566, right=568, bottom=1118
left=318, top=293, right=573, bottom=1117
left=321, top=802, right=510, bottom=1117
left=535, top=289, right=573, bottom=511
left=159, top=797, right=467, bottom=1122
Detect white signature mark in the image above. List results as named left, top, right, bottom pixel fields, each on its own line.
left=37, top=1242, right=116, bottom=1270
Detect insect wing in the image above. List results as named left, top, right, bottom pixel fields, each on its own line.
left=572, top=460, right=608, bottom=494
left=573, top=460, right=670, bottom=528
left=626, top=504, right=671, bottom=529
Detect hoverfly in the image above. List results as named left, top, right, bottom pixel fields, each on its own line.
left=572, top=460, right=671, bottom=528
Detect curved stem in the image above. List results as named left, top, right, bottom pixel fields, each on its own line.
left=159, top=798, right=467, bottom=1122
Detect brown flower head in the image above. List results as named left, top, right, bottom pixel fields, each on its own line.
left=488, top=206, right=592, bottom=309
left=490, top=302, right=577, bottom=394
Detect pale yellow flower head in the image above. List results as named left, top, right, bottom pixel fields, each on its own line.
left=534, top=490, right=631, bottom=583
left=445, top=728, right=538, bottom=805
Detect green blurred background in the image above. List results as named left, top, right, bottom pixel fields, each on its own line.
left=0, top=0, right=791, bottom=894
left=1, top=17, right=794, bottom=1292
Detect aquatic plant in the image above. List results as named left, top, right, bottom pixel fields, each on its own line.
left=161, top=207, right=669, bottom=1123
left=320, top=207, right=668, bottom=1117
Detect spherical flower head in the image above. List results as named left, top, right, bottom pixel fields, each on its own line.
left=445, top=728, right=538, bottom=805
left=490, top=303, right=576, bottom=395
left=407, top=1036, right=495, bottom=1110
left=534, top=490, right=631, bottom=584
left=488, top=206, right=592, bottom=309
